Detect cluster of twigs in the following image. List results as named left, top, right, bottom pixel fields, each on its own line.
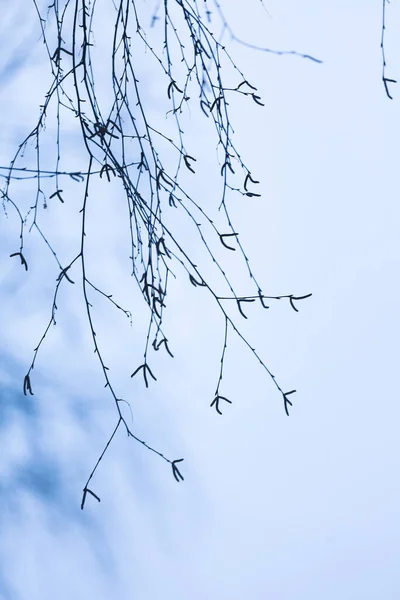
left=1, top=0, right=317, bottom=509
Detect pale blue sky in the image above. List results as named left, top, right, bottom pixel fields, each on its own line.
left=1, top=2, right=400, bottom=599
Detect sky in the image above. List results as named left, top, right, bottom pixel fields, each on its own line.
left=1, top=1, right=400, bottom=599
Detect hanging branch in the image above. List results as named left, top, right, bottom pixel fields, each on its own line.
left=381, top=0, right=397, bottom=99
left=1, top=0, right=317, bottom=506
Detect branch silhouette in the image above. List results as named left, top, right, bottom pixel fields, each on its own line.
left=1, top=0, right=318, bottom=506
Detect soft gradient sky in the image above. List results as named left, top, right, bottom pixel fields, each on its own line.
left=1, top=2, right=400, bottom=599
